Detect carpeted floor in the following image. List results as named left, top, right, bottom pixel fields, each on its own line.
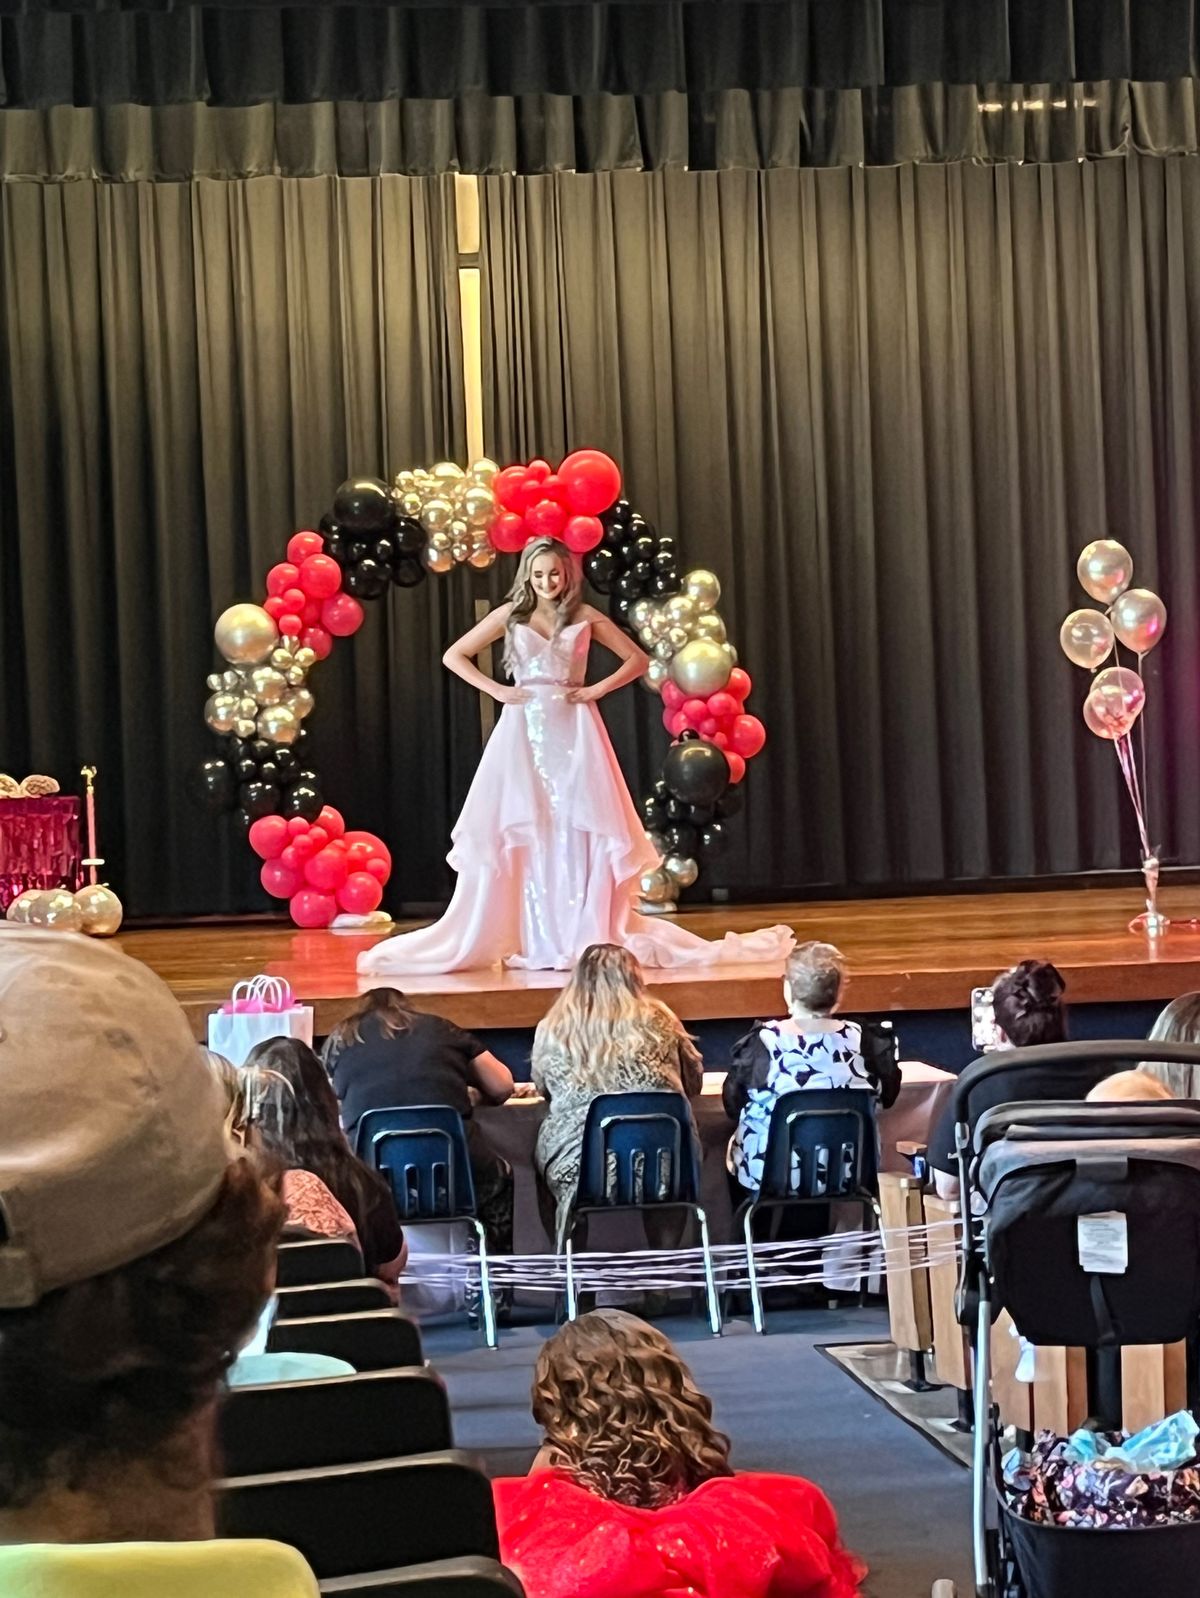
left=424, top=1304, right=973, bottom=1598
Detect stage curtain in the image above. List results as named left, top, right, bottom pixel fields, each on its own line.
left=5, top=81, right=1200, bottom=179
left=0, top=172, right=483, bottom=917
left=0, top=2, right=1197, bottom=108
left=480, top=158, right=1200, bottom=893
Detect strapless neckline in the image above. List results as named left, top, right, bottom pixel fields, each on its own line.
left=517, top=618, right=589, bottom=645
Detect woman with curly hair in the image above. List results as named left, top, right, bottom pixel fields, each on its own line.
left=494, top=1310, right=864, bottom=1598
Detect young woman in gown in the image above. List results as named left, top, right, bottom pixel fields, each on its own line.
left=358, top=538, right=792, bottom=976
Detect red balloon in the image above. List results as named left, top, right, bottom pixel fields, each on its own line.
left=287, top=530, right=324, bottom=564
left=564, top=514, right=603, bottom=554
left=248, top=814, right=290, bottom=861
left=301, top=625, right=333, bottom=660
left=282, top=586, right=307, bottom=612
left=727, top=667, right=753, bottom=703
left=662, top=680, right=685, bottom=711
left=494, top=466, right=529, bottom=513
left=560, top=449, right=621, bottom=515
left=261, top=858, right=302, bottom=899
left=730, top=714, right=766, bottom=758
left=365, top=856, right=390, bottom=883
left=299, top=553, right=342, bottom=600
left=278, top=612, right=303, bottom=637
left=304, top=844, right=350, bottom=892
left=725, top=751, right=747, bottom=784
left=541, top=473, right=567, bottom=501
left=291, top=831, right=318, bottom=860
left=321, top=593, right=365, bottom=637
left=518, top=478, right=546, bottom=514
left=266, top=561, right=300, bottom=598
left=713, top=732, right=730, bottom=749
left=287, top=816, right=311, bottom=837
left=307, top=825, right=329, bottom=850
left=706, top=691, right=740, bottom=722
left=264, top=595, right=287, bottom=620
left=337, top=871, right=384, bottom=915
left=669, top=710, right=690, bottom=738
left=527, top=458, right=551, bottom=482
left=525, top=498, right=568, bottom=539
left=317, top=805, right=346, bottom=840
left=700, top=717, right=720, bottom=737
left=301, top=599, right=322, bottom=627
left=345, top=841, right=373, bottom=871
left=661, top=707, right=677, bottom=734
left=279, top=844, right=301, bottom=872
left=682, top=698, right=708, bottom=727
left=344, top=831, right=392, bottom=876
left=490, top=511, right=528, bottom=554
left=290, top=887, right=337, bottom=929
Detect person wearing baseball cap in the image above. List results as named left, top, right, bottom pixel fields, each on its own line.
left=0, top=927, right=318, bottom=1597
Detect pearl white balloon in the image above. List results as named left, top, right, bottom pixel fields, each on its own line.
left=214, top=604, right=278, bottom=666
left=1076, top=540, right=1133, bottom=605
left=29, top=889, right=83, bottom=931
left=684, top=569, right=722, bottom=613
left=1110, top=588, right=1168, bottom=655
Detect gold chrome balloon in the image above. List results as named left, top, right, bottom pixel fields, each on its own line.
left=74, top=883, right=124, bottom=936
left=214, top=603, right=278, bottom=666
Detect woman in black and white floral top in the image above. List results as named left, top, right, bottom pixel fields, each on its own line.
left=723, top=942, right=899, bottom=1193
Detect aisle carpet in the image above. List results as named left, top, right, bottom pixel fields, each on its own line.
left=424, top=1305, right=972, bottom=1598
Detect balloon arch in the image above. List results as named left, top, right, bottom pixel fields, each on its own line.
left=195, top=453, right=767, bottom=928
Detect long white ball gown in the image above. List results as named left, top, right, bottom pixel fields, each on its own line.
left=357, top=619, right=793, bottom=976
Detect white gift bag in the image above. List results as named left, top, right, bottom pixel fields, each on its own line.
left=206, top=976, right=314, bottom=1066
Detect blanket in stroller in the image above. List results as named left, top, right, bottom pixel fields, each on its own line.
left=1003, top=1413, right=1200, bottom=1528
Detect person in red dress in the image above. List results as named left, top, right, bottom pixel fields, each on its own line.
left=493, top=1310, right=865, bottom=1598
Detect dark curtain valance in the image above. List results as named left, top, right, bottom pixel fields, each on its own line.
left=6, top=80, right=1200, bottom=177
left=0, top=1, right=1197, bottom=110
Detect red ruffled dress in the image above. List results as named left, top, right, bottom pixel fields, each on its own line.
left=493, top=1470, right=866, bottom=1598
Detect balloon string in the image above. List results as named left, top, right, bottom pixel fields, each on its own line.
left=1115, top=735, right=1151, bottom=860
left=1135, top=648, right=1153, bottom=853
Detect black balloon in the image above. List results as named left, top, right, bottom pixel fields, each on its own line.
left=615, top=570, right=644, bottom=599
left=319, top=512, right=340, bottom=537
left=688, top=803, right=715, bottom=827
left=239, top=779, right=281, bottom=820
left=603, top=520, right=629, bottom=550
left=664, top=822, right=699, bottom=857
left=345, top=558, right=388, bottom=599
left=631, top=559, right=652, bottom=582
left=334, top=476, right=395, bottom=534
left=392, top=556, right=426, bottom=588
left=642, top=794, right=667, bottom=826
left=700, top=820, right=729, bottom=856
left=258, top=760, right=278, bottom=783
left=679, top=728, right=700, bottom=741
left=716, top=787, right=744, bottom=819
left=234, top=756, right=258, bottom=783
left=664, top=797, right=689, bottom=822
left=632, top=534, right=655, bottom=563
left=652, top=571, right=682, bottom=597
left=250, top=738, right=273, bottom=763
left=585, top=547, right=618, bottom=592
left=394, top=516, right=426, bottom=555
left=190, top=757, right=236, bottom=812
left=606, top=499, right=633, bottom=529
left=609, top=593, right=634, bottom=626
left=653, top=548, right=676, bottom=574
left=274, top=748, right=298, bottom=779
left=652, top=778, right=669, bottom=801
left=346, top=538, right=369, bottom=564
left=282, top=779, right=323, bottom=821
left=372, top=534, right=397, bottom=565
left=664, top=739, right=730, bottom=807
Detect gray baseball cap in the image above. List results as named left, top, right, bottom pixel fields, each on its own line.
left=0, top=927, right=231, bottom=1307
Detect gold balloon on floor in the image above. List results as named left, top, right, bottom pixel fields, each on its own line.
left=74, top=884, right=124, bottom=936
left=28, top=889, right=83, bottom=931
left=4, top=889, right=42, bottom=923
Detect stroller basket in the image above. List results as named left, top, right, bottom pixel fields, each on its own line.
left=999, top=1494, right=1200, bottom=1598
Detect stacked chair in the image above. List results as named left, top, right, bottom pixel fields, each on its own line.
left=219, top=1238, right=524, bottom=1597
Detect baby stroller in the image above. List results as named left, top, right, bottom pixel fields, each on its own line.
left=932, top=1040, right=1200, bottom=1598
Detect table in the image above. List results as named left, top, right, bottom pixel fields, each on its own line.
left=0, top=796, right=81, bottom=910
left=476, top=1060, right=955, bottom=1253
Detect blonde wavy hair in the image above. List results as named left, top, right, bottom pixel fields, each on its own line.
left=503, top=536, right=583, bottom=673
left=532, top=1310, right=732, bottom=1507
left=536, top=943, right=698, bottom=1091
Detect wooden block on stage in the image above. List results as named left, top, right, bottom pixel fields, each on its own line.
left=878, top=1172, right=931, bottom=1354
left=1031, top=1344, right=1089, bottom=1436
left=924, top=1195, right=968, bottom=1392
left=991, top=1310, right=1033, bottom=1434
left=1121, top=1342, right=1188, bottom=1433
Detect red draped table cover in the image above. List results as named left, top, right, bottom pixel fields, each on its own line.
left=0, top=797, right=82, bottom=910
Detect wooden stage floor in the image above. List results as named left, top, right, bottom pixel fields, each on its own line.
left=118, top=882, right=1200, bottom=1039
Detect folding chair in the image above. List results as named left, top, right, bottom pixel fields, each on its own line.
left=363, top=1106, right=498, bottom=1349
left=733, top=1088, right=880, bottom=1334
left=219, top=1366, right=451, bottom=1475
left=318, top=1556, right=524, bottom=1596
left=274, top=1280, right=393, bottom=1320
left=561, top=1090, right=720, bottom=1335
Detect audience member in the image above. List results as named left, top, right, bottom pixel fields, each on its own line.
left=531, top=944, right=702, bottom=1249
left=723, top=941, right=894, bottom=1197
left=928, top=958, right=1066, bottom=1197
left=493, top=1310, right=864, bottom=1598
left=245, top=1038, right=406, bottom=1287
left=0, top=929, right=317, bottom=1597
left=1087, top=1069, right=1175, bottom=1103
left=323, top=986, right=515, bottom=1254
left=1146, top=992, right=1200, bottom=1097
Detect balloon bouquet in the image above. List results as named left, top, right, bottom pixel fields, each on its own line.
left=1060, top=539, right=1169, bottom=935
left=195, top=453, right=769, bottom=927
